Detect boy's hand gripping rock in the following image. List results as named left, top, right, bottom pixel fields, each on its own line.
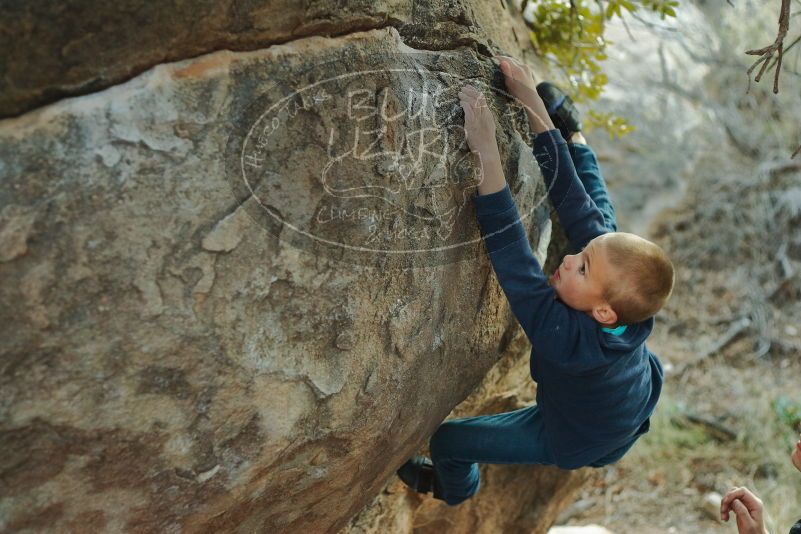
left=494, top=55, right=555, bottom=133
left=459, top=84, right=500, bottom=160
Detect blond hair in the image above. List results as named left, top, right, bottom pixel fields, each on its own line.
left=601, top=233, right=675, bottom=325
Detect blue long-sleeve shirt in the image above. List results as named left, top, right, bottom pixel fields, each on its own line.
left=472, top=129, right=663, bottom=469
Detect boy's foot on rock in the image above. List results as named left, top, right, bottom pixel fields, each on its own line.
left=535, top=81, right=582, bottom=142
left=396, top=455, right=444, bottom=499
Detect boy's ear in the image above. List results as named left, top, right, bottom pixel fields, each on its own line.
left=592, top=304, right=617, bottom=326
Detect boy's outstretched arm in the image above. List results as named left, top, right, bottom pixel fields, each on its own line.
left=471, top=183, right=579, bottom=355
left=495, top=55, right=608, bottom=252
left=460, top=85, right=579, bottom=356
left=568, top=141, right=618, bottom=232
left=532, top=130, right=609, bottom=251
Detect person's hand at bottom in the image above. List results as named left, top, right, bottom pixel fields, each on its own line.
left=720, top=487, right=768, bottom=534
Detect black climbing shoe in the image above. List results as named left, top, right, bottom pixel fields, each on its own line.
left=396, top=455, right=443, bottom=499
left=535, top=81, right=582, bottom=142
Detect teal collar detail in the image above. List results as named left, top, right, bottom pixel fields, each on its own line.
left=601, top=324, right=628, bottom=335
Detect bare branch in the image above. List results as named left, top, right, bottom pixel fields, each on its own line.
left=630, top=11, right=678, bottom=32
left=744, top=0, right=800, bottom=158
left=672, top=413, right=739, bottom=442
left=766, top=32, right=801, bottom=71
left=745, top=0, right=791, bottom=93
left=620, top=11, right=636, bottom=41
left=676, top=316, right=752, bottom=376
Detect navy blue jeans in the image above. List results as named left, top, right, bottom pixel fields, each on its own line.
left=429, top=405, right=638, bottom=505
left=429, top=404, right=551, bottom=506
left=429, top=142, right=629, bottom=506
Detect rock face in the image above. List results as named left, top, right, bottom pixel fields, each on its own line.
left=0, top=2, right=585, bottom=532
left=2, top=0, right=527, bottom=119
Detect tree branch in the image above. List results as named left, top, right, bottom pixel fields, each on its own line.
left=745, top=0, right=801, bottom=157
left=745, top=0, right=791, bottom=93
left=766, top=32, right=801, bottom=72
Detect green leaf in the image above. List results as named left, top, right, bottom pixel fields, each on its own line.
left=524, top=0, right=679, bottom=107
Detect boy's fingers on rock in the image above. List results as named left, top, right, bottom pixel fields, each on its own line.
left=505, top=66, right=524, bottom=81
left=460, top=96, right=477, bottom=110
left=497, top=55, right=521, bottom=69
left=501, top=58, right=531, bottom=80
left=462, top=89, right=487, bottom=108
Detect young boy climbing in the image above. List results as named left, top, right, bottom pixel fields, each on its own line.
left=397, top=55, right=675, bottom=506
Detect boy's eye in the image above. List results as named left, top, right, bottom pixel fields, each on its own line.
left=579, top=264, right=586, bottom=275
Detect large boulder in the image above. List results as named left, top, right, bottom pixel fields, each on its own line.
left=0, top=2, right=586, bottom=532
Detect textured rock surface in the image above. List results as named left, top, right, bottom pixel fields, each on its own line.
left=0, top=1, right=585, bottom=532
left=1, top=0, right=532, bottom=118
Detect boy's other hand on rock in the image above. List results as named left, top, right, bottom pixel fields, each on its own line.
left=494, top=54, right=538, bottom=100
left=493, top=54, right=555, bottom=134
left=459, top=84, right=500, bottom=161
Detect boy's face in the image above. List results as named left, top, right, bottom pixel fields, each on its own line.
left=548, top=234, right=618, bottom=323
